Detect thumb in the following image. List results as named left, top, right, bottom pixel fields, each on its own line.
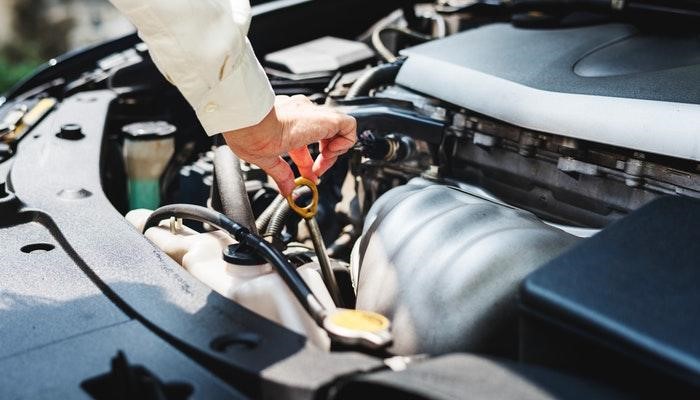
left=255, top=156, right=296, bottom=197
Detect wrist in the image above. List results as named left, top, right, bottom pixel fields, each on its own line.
left=224, top=106, right=282, bottom=141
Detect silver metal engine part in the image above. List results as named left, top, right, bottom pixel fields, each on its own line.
left=352, top=179, right=579, bottom=355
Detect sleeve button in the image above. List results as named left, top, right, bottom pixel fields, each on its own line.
left=204, top=102, right=219, bottom=113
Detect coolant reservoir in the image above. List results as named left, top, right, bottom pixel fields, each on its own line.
left=122, top=121, right=176, bottom=210
left=126, top=209, right=335, bottom=349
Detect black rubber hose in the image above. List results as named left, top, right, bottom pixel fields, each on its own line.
left=143, top=204, right=327, bottom=323
left=265, top=186, right=311, bottom=237
left=144, top=203, right=246, bottom=238
left=255, top=194, right=284, bottom=233
left=211, top=145, right=258, bottom=234
left=265, top=201, right=292, bottom=237
left=345, top=61, right=403, bottom=100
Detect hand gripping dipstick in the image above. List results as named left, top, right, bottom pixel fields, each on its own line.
left=286, top=177, right=344, bottom=307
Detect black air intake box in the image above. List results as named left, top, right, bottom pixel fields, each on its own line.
left=520, top=196, right=700, bottom=397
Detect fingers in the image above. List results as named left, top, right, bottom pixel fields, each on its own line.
left=256, top=156, right=296, bottom=196
left=312, top=152, right=339, bottom=177
left=288, top=146, right=316, bottom=182
left=322, top=113, right=357, bottom=153
left=231, top=96, right=357, bottom=192
left=312, top=115, right=357, bottom=176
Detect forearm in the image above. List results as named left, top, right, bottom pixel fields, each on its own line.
left=108, top=0, right=274, bottom=135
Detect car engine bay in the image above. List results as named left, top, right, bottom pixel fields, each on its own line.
left=2, top=0, right=700, bottom=398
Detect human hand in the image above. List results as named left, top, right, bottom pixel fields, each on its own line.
left=223, top=95, right=357, bottom=196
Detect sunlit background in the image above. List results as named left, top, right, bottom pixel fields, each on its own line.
left=0, top=0, right=132, bottom=92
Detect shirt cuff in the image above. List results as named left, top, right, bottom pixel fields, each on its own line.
left=195, top=40, right=275, bottom=136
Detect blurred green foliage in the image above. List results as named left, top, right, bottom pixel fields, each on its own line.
left=0, top=0, right=74, bottom=93
left=0, top=59, right=39, bottom=94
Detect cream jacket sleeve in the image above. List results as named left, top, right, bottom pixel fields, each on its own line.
left=109, top=0, right=275, bottom=135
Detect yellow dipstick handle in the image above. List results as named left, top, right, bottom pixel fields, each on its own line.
left=286, top=177, right=318, bottom=220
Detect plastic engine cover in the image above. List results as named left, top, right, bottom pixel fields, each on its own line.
left=353, top=180, right=578, bottom=355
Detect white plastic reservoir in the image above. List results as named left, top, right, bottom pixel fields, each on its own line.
left=126, top=209, right=336, bottom=349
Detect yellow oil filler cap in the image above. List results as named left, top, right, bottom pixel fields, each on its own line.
left=323, top=309, right=392, bottom=349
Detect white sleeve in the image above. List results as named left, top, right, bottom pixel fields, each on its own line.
left=109, top=0, right=275, bottom=136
